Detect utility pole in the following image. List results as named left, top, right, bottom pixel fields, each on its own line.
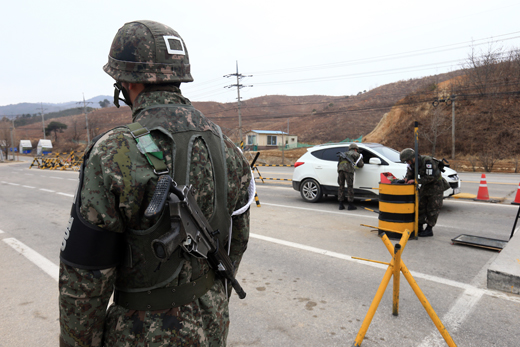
left=432, top=95, right=456, bottom=160
left=451, top=95, right=456, bottom=160
left=77, top=94, right=93, bottom=146
left=281, top=130, right=285, bottom=165
left=10, top=120, right=15, bottom=161
left=39, top=103, right=47, bottom=139
left=224, top=61, right=252, bottom=145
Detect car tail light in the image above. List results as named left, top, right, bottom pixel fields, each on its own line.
left=294, top=161, right=304, bottom=168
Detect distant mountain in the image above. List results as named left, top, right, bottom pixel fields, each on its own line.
left=0, top=95, right=113, bottom=118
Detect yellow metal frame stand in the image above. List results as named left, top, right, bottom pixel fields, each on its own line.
left=351, top=229, right=457, bottom=347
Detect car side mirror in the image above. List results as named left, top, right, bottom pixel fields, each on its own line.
left=369, top=158, right=382, bottom=165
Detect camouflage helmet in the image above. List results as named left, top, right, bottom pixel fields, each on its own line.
left=103, top=20, right=193, bottom=83
left=349, top=143, right=359, bottom=150
left=400, top=148, right=415, bottom=162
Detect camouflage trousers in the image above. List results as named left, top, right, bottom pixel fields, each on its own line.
left=419, top=188, right=444, bottom=227
left=338, top=171, right=354, bottom=203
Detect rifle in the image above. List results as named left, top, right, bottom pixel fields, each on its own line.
left=337, top=151, right=355, bottom=166
left=145, top=175, right=246, bottom=299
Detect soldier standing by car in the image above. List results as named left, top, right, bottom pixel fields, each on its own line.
left=400, top=148, right=445, bottom=237
left=58, top=20, right=253, bottom=346
left=337, top=143, right=364, bottom=210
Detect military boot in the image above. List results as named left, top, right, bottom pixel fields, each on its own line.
left=339, top=201, right=345, bottom=210
left=419, top=225, right=433, bottom=237
left=347, top=203, right=357, bottom=210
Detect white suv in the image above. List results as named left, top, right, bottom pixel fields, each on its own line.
left=292, top=143, right=461, bottom=203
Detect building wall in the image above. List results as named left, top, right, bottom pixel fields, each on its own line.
left=245, top=132, right=298, bottom=149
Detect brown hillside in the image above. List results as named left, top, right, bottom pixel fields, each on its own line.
left=365, top=56, right=520, bottom=172
left=0, top=69, right=464, bottom=153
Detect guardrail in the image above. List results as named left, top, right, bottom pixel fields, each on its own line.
left=255, top=164, right=293, bottom=167
left=252, top=164, right=293, bottom=183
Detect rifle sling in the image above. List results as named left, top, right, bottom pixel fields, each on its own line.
left=114, top=270, right=215, bottom=311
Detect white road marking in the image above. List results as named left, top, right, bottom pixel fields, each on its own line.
left=417, top=287, right=483, bottom=347
left=249, top=233, right=520, bottom=304
left=445, top=199, right=518, bottom=208
left=0, top=229, right=4, bottom=233
left=260, top=202, right=378, bottom=219
left=2, top=238, right=59, bottom=282
left=2, top=179, right=75, bottom=196
left=50, top=176, right=64, bottom=180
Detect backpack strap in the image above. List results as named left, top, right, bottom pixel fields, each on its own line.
left=126, top=122, right=169, bottom=175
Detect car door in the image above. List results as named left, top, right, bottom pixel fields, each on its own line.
left=354, top=148, right=387, bottom=190
left=355, top=148, right=409, bottom=189
left=313, top=147, right=348, bottom=187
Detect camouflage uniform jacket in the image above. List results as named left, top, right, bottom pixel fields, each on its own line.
left=337, top=149, right=360, bottom=174
left=405, top=155, right=444, bottom=196
left=59, top=88, right=252, bottom=347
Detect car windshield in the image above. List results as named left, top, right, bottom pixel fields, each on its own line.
left=369, top=146, right=401, bottom=163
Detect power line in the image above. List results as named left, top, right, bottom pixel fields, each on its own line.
left=224, top=61, right=252, bottom=144
left=202, top=78, right=520, bottom=117
left=186, top=30, right=520, bottom=101
left=249, top=32, right=520, bottom=76
left=205, top=89, right=520, bottom=122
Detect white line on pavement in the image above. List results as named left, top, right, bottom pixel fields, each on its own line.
left=446, top=199, right=518, bottom=208
left=50, top=177, right=64, bottom=180
left=57, top=193, right=74, bottom=197
left=0, top=229, right=4, bottom=233
left=417, top=287, right=483, bottom=347
left=249, top=233, right=520, bottom=304
left=39, top=189, right=55, bottom=192
left=22, top=185, right=35, bottom=189
left=2, top=238, right=59, bottom=282
left=260, top=202, right=378, bottom=219
left=8, top=183, right=20, bottom=186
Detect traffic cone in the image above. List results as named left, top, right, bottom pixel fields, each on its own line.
left=476, top=174, right=490, bottom=201
left=512, top=183, right=520, bottom=205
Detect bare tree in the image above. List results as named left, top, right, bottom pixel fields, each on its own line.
left=421, top=104, right=451, bottom=157
left=478, top=148, right=502, bottom=172
left=71, top=117, right=81, bottom=142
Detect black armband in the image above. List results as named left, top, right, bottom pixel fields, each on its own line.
left=59, top=157, right=123, bottom=270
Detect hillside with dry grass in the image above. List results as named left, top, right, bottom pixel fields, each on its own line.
left=3, top=46, right=519, bottom=174
left=365, top=47, right=520, bottom=172
left=1, top=70, right=463, bottom=154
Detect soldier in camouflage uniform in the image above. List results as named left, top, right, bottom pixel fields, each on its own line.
left=59, top=20, right=253, bottom=346
left=337, top=143, right=363, bottom=210
left=401, top=148, right=443, bottom=237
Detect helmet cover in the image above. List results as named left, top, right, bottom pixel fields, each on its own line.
left=400, top=148, right=415, bottom=162
left=103, top=20, right=193, bottom=83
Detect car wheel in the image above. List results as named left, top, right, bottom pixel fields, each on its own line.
left=300, top=179, right=322, bottom=203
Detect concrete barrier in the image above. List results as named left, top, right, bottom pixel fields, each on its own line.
left=487, top=231, right=520, bottom=295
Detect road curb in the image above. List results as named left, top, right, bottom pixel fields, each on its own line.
left=487, top=231, right=520, bottom=295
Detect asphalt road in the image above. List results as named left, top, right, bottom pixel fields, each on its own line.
left=1, top=161, right=520, bottom=346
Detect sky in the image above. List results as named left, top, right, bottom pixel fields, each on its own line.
left=1, top=0, right=520, bottom=108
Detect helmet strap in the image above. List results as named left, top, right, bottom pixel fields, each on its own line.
left=113, top=82, right=133, bottom=109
